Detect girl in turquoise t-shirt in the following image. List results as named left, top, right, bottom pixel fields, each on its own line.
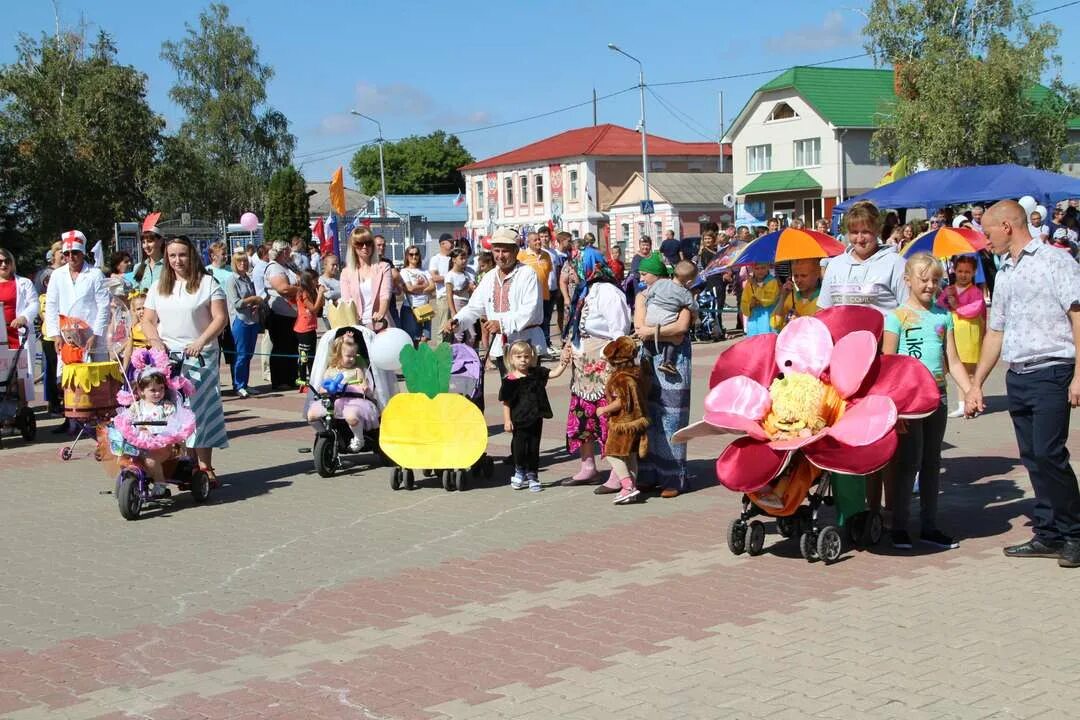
left=883, top=253, right=971, bottom=552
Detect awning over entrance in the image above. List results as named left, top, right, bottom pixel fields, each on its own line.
left=738, top=169, right=821, bottom=196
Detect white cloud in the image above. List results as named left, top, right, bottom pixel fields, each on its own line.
left=318, top=112, right=359, bottom=136
left=765, top=10, right=863, bottom=54
left=354, top=81, right=434, bottom=117
left=315, top=82, right=492, bottom=137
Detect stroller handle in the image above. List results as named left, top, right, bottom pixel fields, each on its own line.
left=132, top=420, right=167, bottom=427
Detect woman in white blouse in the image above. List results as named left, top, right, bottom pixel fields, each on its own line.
left=560, top=247, right=632, bottom=488
left=142, top=236, right=229, bottom=483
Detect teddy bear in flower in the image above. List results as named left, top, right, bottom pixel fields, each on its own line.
left=674, top=306, right=941, bottom=494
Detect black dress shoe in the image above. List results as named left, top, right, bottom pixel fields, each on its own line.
left=1059, top=539, right=1080, bottom=568
left=1003, top=538, right=1063, bottom=559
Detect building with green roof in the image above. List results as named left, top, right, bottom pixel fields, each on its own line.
left=724, top=66, right=1080, bottom=226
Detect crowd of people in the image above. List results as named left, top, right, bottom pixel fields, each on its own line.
left=3, top=196, right=1079, bottom=564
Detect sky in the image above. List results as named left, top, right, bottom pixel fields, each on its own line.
left=3, top=0, right=1078, bottom=195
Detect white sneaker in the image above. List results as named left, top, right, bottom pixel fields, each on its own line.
left=947, top=403, right=965, bottom=418
left=348, top=437, right=362, bottom=453
left=510, top=475, right=527, bottom=490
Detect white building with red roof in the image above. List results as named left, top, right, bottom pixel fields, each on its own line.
left=460, top=123, right=730, bottom=245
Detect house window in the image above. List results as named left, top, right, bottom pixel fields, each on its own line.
left=569, top=169, right=579, bottom=200
left=621, top=222, right=630, bottom=242
left=535, top=175, right=544, bottom=205
left=654, top=221, right=662, bottom=239
left=520, top=175, right=529, bottom=206
left=650, top=160, right=667, bottom=172
left=504, top=177, right=513, bottom=207
left=794, top=138, right=821, bottom=168
left=747, top=144, right=772, bottom=174
left=767, top=102, right=798, bottom=122
left=474, top=180, right=483, bottom=219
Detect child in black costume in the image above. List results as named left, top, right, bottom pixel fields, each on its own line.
left=499, top=340, right=569, bottom=492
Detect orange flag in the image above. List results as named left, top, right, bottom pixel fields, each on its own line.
left=329, top=167, right=346, bottom=216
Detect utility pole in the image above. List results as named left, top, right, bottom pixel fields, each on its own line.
left=593, top=88, right=598, bottom=126
left=608, top=43, right=650, bottom=211
left=350, top=110, right=387, bottom=219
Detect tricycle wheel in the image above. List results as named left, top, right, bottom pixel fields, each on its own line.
left=404, top=469, right=415, bottom=490
left=799, top=532, right=816, bottom=562
left=18, top=407, right=36, bottom=441
left=726, top=518, right=747, bottom=556
left=455, top=469, right=467, bottom=492
left=60, top=446, right=73, bottom=461
left=816, top=526, right=843, bottom=563
left=117, top=470, right=143, bottom=521
left=190, top=470, right=211, bottom=503
left=313, top=435, right=337, bottom=478
left=390, top=466, right=403, bottom=491
left=747, top=520, right=766, bottom=556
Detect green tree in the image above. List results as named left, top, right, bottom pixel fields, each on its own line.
left=349, top=131, right=474, bottom=196
left=263, top=165, right=310, bottom=244
left=863, top=0, right=1079, bottom=169
left=0, top=30, right=162, bottom=268
left=156, top=3, right=295, bottom=221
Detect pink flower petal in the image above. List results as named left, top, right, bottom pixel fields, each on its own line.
left=702, top=411, right=771, bottom=442
left=857, top=354, right=942, bottom=418
left=815, top=305, right=884, bottom=343
left=767, top=432, right=826, bottom=452
left=715, top=437, right=792, bottom=492
left=804, top=429, right=898, bottom=476
left=828, top=330, right=878, bottom=398
left=775, top=316, right=833, bottom=378
left=703, top=376, right=771, bottom=421
left=671, top=419, right=726, bottom=444
left=826, top=395, right=897, bottom=447
left=709, top=333, right=777, bottom=390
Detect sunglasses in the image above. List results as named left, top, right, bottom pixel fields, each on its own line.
left=353, top=240, right=373, bottom=247
left=0, top=258, right=11, bottom=265
left=406, top=251, right=419, bottom=256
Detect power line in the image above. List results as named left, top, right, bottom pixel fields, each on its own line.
left=650, top=52, right=872, bottom=88
left=645, top=86, right=716, bottom=141
left=1027, top=0, right=1079, bottom=16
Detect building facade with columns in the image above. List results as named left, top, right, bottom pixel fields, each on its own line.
left=460, top=124, right=730, bottom=244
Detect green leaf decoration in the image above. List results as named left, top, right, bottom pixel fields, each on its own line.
left=399, top=343, right=452, bottom=398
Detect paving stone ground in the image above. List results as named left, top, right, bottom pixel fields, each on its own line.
left=1, top=329, right=1078, bottom=720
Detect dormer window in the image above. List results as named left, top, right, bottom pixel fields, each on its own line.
left=767, top=102, right=798, bottom=122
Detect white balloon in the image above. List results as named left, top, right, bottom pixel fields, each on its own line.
left=1034, top=204, right=1047, bottom=218
left=368, top=328, right=412, bottom=371
left=1018, top=195, right=1037, bottom=214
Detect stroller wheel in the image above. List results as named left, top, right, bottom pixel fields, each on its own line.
left=816, top=526, right=843, bottom=563
left=390, top=466, right=403, bottom=491
left=18, top=406, right=36, bottom=441
left=776, top=516, right=795, bottom=539
left=726, top=518, right=747, bottom=556
left=747, top=521, right=766, bottom=556
left=847, top=514, right=866, bottom=545
left=455, top=469, right=467, bottom=492
left=799, top=532, right=816, bottom=562
left=441, top=469, right=455, bottom=492
left=404, top=469, right=415, bottom=490
left=59, top=446, right=73, bottom=461
left=864, top=511, right=884, bottom=545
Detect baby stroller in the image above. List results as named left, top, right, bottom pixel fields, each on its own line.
left=406, top=342, right=495, bottom=492
left=726, top=456, right=883, bottom=564
left=0, top=329, right=36, bottom=446
left=105, top=349, right=207, bottom=520
left=304, top=325, right=398, bottom=478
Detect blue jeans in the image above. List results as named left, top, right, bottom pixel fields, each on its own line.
left=1006, top=365, right=1080, bottom=544
left=231, top=319, right=259, bottom=391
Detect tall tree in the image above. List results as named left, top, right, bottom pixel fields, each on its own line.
left=863, top=0, right=1079, bottom=169
left=349, top=131, right=474, bottom=196
left=156, top=3, right=295, bottom=221
left=263, top=166, right=310, bottom=245
left=0, top=30, right=162, bottom=268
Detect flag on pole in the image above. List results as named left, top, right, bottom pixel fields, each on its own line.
left=326, top=214, right=339, bottom=258
left=453, top=191, right=465, bottom=207
left=329, top=167, right=346, bottom=216
left=875, top=157, right=911, bottom=187
left=313, top=217, right=332, bottom=256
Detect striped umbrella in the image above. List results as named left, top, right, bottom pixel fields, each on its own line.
left=900, top=227, right=987, bottom=258
left=727, top=227, right=845, bottom=267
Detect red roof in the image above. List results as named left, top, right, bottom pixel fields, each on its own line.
left=461, top=123, right=728, bottom=171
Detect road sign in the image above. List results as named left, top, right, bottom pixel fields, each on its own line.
left=640, top=200, right=655, bottom=215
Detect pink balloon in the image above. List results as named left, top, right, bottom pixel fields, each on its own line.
left=239, top=212, right=259, bottom=232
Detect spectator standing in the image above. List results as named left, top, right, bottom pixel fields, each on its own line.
left=263, top=240, right=301, bottom=390
left=427, top=233, right=455, bottom=345
left=224, top=252, right=262, bottom=398
left=967, top=200, right=1080, bottom=568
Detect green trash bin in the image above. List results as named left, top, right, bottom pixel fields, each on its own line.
left=830, top=472, right=868, bottom=526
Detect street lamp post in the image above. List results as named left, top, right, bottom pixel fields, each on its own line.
left=350, top=111, right=387, bottom=219
left=608, top=43, right=650, bottom=215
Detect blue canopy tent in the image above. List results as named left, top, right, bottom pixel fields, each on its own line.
left=830, top=164, right=1080, bottom=232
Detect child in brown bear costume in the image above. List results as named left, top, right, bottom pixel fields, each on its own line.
left=597, top=336, right=650, bottom=505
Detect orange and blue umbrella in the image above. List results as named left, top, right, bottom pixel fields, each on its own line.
left=900, top=226, right=987, bottom=258
left=722, top=228, right=845, bottom=270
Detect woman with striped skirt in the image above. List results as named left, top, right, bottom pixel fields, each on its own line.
left=142, top=235, right=230, bottom=484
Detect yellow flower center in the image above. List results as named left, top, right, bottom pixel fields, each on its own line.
left=763, top=372, right=845, bottom=441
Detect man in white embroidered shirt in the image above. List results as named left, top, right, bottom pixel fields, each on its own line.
left=966, top=200, right=1080, bottom=568
left=442, top=227, right=546, bottom=374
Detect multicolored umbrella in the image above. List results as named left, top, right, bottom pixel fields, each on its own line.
left=729, top=228, right=845, bottom=267
left=900, top=226, right=987, bottom=258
